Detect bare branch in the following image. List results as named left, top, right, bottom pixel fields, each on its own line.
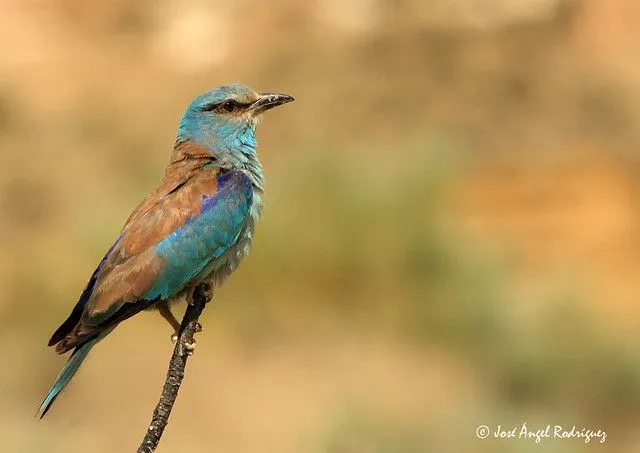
left=137, top=283, right=212, bottom=453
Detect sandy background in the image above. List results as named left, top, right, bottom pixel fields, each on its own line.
left=1, top=1, right=640, bottom=451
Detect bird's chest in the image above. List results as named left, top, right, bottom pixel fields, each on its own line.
left=203, top=189, right=263, bottom=286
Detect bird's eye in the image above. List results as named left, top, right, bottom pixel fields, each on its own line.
left=219, top=100, right=239, bottom=113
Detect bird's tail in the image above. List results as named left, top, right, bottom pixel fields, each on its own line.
left=36, top=337, right=99, bottom=418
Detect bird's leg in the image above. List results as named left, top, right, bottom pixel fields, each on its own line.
left=186, top=280, right=213, bottom=307
left=157, top=301, right=181, bottom=343
left=180, top=283, right=212, bottom=354
left=184, top=282, right=210, bottom=332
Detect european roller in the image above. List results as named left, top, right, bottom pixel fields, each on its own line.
left=37, top=84, right=294, bottom=417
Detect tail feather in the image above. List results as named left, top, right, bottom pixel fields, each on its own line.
left=36, top=337, right=98, bottom=418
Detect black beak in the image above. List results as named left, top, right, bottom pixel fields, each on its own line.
left=249, top=93, right=294, bottom=114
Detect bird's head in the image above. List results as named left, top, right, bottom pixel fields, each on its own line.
left=177, top=83, right=294, bottom=158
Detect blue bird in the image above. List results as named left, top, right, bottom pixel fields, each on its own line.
left=37, top=83, right=294, bottom=417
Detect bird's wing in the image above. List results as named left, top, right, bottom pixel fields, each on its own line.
left=50, top=169, right=253, bottom=353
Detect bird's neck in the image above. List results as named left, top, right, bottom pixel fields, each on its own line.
left=241, top=152, right=264, bottom=194
left=171, top=138, right=264, bottom=193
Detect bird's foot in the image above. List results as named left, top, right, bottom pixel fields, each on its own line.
left=171, top=322, right=201, bottom=348
left=184, top=341, right=196, bottom=356
left=187, top=282, right=213, bottom=306
left=177, top=338, right=196, bottom=356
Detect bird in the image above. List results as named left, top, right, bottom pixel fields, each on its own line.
left=37, top=83, right=294, bottom=418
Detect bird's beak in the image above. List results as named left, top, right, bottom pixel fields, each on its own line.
left=249, top=93, right=295, bottom=114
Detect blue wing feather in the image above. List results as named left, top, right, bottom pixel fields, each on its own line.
left=145, top=170, right=252, bottom=299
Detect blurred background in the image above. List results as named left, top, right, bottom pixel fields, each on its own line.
left=1, top=0, right=640, bottom=451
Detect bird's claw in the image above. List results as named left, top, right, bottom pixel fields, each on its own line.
left=184, top=341, right=196, bottom=356
left=171, top=322, right=201, bottom=350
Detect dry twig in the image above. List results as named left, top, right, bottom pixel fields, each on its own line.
left=137, top=283, right=211, bottom=453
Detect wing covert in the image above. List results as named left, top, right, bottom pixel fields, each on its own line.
left=51, top=166, right=252, bottom=353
